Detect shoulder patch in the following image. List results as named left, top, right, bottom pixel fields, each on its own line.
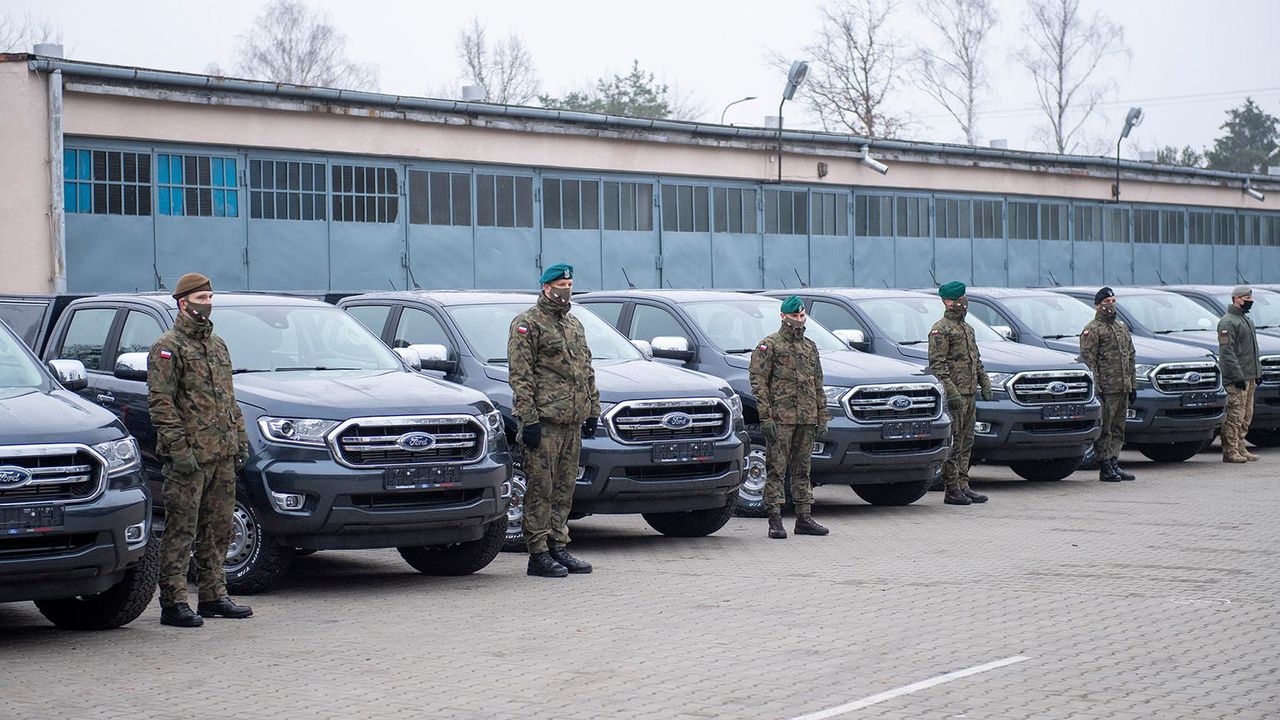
left=930, top=330, right=940, bottom=336
left=517, top=326, right=529, bottom=334
left=758, top=343, right=769, bottom=351
left=158, top=349, right=172, bottom=359
left=1082, top=330, right=1089, bottom=336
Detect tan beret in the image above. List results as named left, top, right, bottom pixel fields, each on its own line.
left=172, top=272, right=212, bottom=299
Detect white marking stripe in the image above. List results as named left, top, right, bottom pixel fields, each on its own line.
left=785, top=655, right=1031, bottom=720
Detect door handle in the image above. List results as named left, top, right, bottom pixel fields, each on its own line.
left=96, top=393, right=115, bottom=405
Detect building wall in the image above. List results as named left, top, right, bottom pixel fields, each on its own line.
left=0, top=63, right=54, bottom=293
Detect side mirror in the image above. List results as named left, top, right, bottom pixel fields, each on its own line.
left=833, top=329, right=870, bottom=352
left=113, top=352, right=149, bottom=381
left=991, top=325, right=1016, bottom=341
left=651, top=336, right=694, bottom=361
left=393, top=347, right=422, bottom=371
left=49, top=359, right=89, bottom=391
left=408, top=343, right=457, bottom=373
left=630, top=339, right=654, bottom=359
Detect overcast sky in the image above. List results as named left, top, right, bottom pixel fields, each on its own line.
left=5, top=0, right=1278, bottom=158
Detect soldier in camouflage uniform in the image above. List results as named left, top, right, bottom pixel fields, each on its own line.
left=1079, top=287, right=1137, bottom=482
left=749, top=295, right=831, bottom=539
left=508, top=263, right=601, bottom=578
left=928, top=281, right=992, bottom=507
left=1218, top=285, right=1261, bottom=464
left=148, top=272, right=252, bottom=627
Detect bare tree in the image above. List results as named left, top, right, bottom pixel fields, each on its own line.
left=456, top=18, right=539, bottom=105
left=230, top=0, right=378, bottom=91
left=913, top=0, right=997, bottom=145
left=1, top=11, right=61, bottom=53
left=1015, top=0, right=1128, bottom=154
left=790, top=0, right=908, bottom=138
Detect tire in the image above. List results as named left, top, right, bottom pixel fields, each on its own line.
left=501, top=459, right=528, bottom=553
left=34, top=536, right=160, bottom=631
left=1138, top=440, right=1207, bottom=463
left=221, top=489, right=293, bottom=595
left=851, top=479, right=931, bottom=506
left=643, top=499, right=734, bottom=538
left=734, top=442, right=769, bottom=517
left=1009, top=457, right=1082, bottom=482
left=398, top=518, right=505, bottom=576
left=1246, top=428, right=1280, bottom=447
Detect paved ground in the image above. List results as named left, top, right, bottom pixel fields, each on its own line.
left=3, top=444, right=1278, bottom=720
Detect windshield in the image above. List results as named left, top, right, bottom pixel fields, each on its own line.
left=0, top=322, right=48, bottom=394
left=209, top=305, right=403, bottom=372
left=1121, top=293, right=1219, bottom=334
left=446, top=304, right=642, bottom=363
left=853, top=296, right=1004, bottom=344
left=1217, top=290, right=1280, bottom=329
left=1001, top=294, right=1096, bottom=339
left=683, top=299, right=846, bottom=353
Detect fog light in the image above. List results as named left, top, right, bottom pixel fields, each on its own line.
left=501, top=479, right=513, bottom=499
left=1125, top=409, right=1137, bottom=420
left=576, top=466, right=586, bottom=481
left=974, top=422, right=993, bottom=435
left=811, top=442, right=824, bottom=455
left=271, top=492, right=306, bottom=512
left=124, top=521, right=146, bottom=544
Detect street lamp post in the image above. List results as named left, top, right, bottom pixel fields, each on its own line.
left=719, top=95, right=757, bottom=125
left=1112, top=106, right=1144, bottom=202
left=776, top=61, right=809, bottom=184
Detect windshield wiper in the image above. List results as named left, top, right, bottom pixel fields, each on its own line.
left=274, top=366, right=360, bottom=371
left=899, top=340, right=928, bottom=346
left=1154, top=328, right=1202, bottom=334
left=1042, top=333, right=1079, bottom=339
left=722, top=348, right=755, bottom=354
left=232, top=368, right=270, bottom=374
left=488, top=357, right=509, bottom=364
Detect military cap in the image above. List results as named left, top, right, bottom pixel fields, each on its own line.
left=1232, top=285, right=1252, bottom=297
left=540, top=263, right=574, bottom=285
left=780, top=295, right=804, bottom=314
left=1094, top=286, right=1115, bottom=305
left=938, top=281, right=966, bottom=300
left=172, top=272, right=212, bottom=300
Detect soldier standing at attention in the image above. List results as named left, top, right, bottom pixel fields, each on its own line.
left=749, top=295, right=830, bottom=540
left=1218, top=285, right=1261, bottom=464
left=928, top=282, right=992, bottom=507
left=1080, top=287, right=1137, bottom=482
left=508, top=263, right=600, bottom=578
left=148, top=272, right=252, bottom=628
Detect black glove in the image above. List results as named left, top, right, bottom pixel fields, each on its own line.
left=1128, top=390, right=1137, bottom=405
left=521, top=422, right=542, bottom=449
left=1234, top=380, right=1247, bottom=391
left=234, top=453, right=248, bottom=472
left=582, top=416, right=598, bottom=439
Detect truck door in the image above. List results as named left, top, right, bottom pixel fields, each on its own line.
left=47, top=305, right=120, bottom=404
left=98, top=309, right=167, bottom=486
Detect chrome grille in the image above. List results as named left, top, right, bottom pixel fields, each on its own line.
left=844, top=383, right=942, bottom=422
left=607, top=398, right=732, bottom=445
left=1009, top=370, right=1094, bottom=405
left=1152, top=361, right=1220, bottom=393
left=329, top=415, right=484, bottom=468
left=1262, top=356, right=1280, bottom=385
left=0, top=444, right=105, bottom=506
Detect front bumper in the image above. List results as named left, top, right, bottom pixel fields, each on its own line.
left=973, top=394, right=1102, bottom=462
left=571, top=430, right=747, bottom=514
left=810, top=416, right=951, bottom=486
left=1125, top=388, right=1225, bottom=444
left=1251, top=384, right=1280, bottom=429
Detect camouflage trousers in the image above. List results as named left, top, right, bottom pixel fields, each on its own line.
left=765, top=423, right=816, bottom=515
left=1095, top=393, right=1129, bottom=460
left=523, top=422, right=581, bottom=555
left=1221, top=380, right=1257, bottom=459
left=159, top=456, right=235, bottom=606
left=943, top=394, right=976, bottom=492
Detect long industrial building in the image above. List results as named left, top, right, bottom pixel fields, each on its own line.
left=2, top=49, right=1278, bottom=295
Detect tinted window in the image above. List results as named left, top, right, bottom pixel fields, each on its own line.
left=966, top=302, right=1006, bottom=329
left=630, top=305, right=688, bottom=344
left=682, top=299, right=846, bottom=353
left=59, top=308, right=116, bottom=370
left=214, top=306, right=401, bottom=372
left=0, top=322, right=46, bottom=392
left=0, top=302, right=47, bottom=349
left=1000, top=295, right=1095, bottom=338
left=809, top=300, right=864, bottom=334
left=852, top=297, right=1003, bottom=345
left=345, top=305, right=392, bottom=337
left=446, top=303, right=641, bottom=363
left=116, top=311, right=163, bottom=362
left=393, top=308, right=452, bottom=350
left=582, top=301, right=625, bottom=328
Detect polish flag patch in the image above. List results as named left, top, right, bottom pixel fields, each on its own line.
left=516, top=326, right=529, bottom=335
left=1082, top=330, right=1089, bottom=335
left=758, top=344, right=768, bottom=351
left=158, top=350, right=172, bottom=359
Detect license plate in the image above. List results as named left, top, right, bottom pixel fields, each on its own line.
left=651, top=441, right=714, bottom=464
left=881, top=421, right=932, bottom=440
left=1181, top=391, right=1217, bottom=408
left=1042, top=404, right=1085, bottom=420
left=383, top=465, right=461, bottom=490
left=0, top=505, right=64, bottom=534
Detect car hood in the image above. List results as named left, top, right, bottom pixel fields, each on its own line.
left=0, top=388, right=128, bottom=446
left=233, top=370, right=491, bottom=418
left=896, top=340, right=1086, bottom=371
left=819, top=349, right=938, bottom=386
left=1042, top=335, right=1218, bottom=365
left=483, top=359, right=730, bottom=402
left=1149, top=329, right=1280, bottom=355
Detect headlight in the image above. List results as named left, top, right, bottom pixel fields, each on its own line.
left=93, top=437, right=140, bottom=476
left=482, top=409, right=503, bottom=440
left=258, top=417, right=339, bottom=447
left=726, top=392, right=744, bottom=419
left=985, top=372, right=1014, bottom=389
left=598, top=401, right=616, bottom=423
left=1134, top=364, right=1156, bottom=382
left=823, top=386, right=851, bottom=408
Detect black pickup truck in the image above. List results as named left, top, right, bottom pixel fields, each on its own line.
left=0, top=317, right=157, bottom=629
left=3, top=293, right=513, bottom=593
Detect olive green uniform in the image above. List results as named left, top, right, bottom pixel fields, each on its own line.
left=1080, top=310, right=1136, bottom=460
left=1218, top=305, right=1260, bottom=459
left=928, top=309, right=990, bottom=492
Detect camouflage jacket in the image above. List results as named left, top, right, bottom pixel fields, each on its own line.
left=927, top=310, right=990, bottom=397
left=1080, top=311, right=1135, bottom=394
left=749, top=324, right=829, bottom=425
left=508, top=295, right=600, bottom=426
left=1218, top=306, right=1260, bottom=384
left=147, top=310, right=247, bottom=464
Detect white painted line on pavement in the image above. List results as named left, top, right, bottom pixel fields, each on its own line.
left=785, top=655, right=1032, bottom=720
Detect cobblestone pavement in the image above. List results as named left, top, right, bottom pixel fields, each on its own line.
left=3, top=445, right=1278, bottom=720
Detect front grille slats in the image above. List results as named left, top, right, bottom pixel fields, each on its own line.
left=0, top=446, right=105, bottom=506
left=608, top=398, right=732, bottom=445
left=1152, top=362, right=1220, bottom=393
left=331, top=415, right=485, bottom=468
left=1261, top=356, right=1280, bottom=385
left=844, top=384, right=941, bottom=422
left=1009, top=371, right=1094, bottom=405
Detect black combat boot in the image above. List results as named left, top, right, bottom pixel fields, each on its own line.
left=794, top=514, right=829, bottom=536
left=1099, top=458, right=1122, bottom=482
left=197, top=597, right=253, bottom=619
left=962, top=488, right=988, bottom=503
left=527, top=551, right=569, bottom=578
left=160, top=603, right=204, bottom=628
left=1109, top=459, right=1135, bottom=481
left=548, top=546, right=592, bottom=574
left=767, top=513, right=787, bottom=539
left=944, top=488, right=972, bottom=505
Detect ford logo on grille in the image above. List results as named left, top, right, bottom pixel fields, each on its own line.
left=0, top=465, right=34, bottom=489
left=661, top=412, right=694, bottom=430
left=888, top=395, right=913, bottom=410
left=1184, top=371, right=1202, bottom=384
left=1047, top=381, right=1069, bottom=394
left=396, top=432, right=438, bottom=452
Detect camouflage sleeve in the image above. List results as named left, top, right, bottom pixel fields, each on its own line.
left=748, top=339, right=774, bottom=422
left=220, top=338, right=248, bottom=455
left=146, top=338, right=191, bottom=461
left=812, top=342, right=829, bottom=423
left=977, top=348, right=990, bottom=393
left=580, top=318, right=600, bottom=415
left=926, top=326, right=956, bottom=396
left=1079, top=325, right=1100, bottom=378
left=1218, top=318, right=1242, bottom=384
left=508, top=314, right=540, bottom=426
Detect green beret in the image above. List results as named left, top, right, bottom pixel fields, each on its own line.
left=540, top=263, right=573, bottom=284
left=938, top=281, right=966, bottom=300
left=780, top=295, right=804, bottom=314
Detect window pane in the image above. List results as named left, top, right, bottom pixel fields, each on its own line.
left=59, top=308, right=116, bottom=370
left=661, top=185, right=677, bottom=232
left=346, top=305, right=392, bottom=336
left=408, top=170, right=430, bottom=225
left=637, top=184, right=653, bottom=231
left=605, top=181, right=621, bottom=231
left=542, top=178, right=562, bottom=229
left=116, top=312, right=163, bottom=360
left=677, top=185, right=692, bottom=232
left=394, top=308, right=452, bottom=349
left=430, top=171, right=452, bottom=225
left=713, top=187, right=728, bottom=233
left=477, top=175, right=495, bottom=226
left=630, top=304, right=688, bottom=343
left=451, top=173, right=471, bottom=226
left=581, top=180, right=598, bottom=230
left=563, top=179, right=581, bottom=230
left=764, top=190, right=779, bottom=234
left=515, top=177, right=533, bottom=228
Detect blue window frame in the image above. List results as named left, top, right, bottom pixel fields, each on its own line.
left=809, top=191, right=848, bottom=236
left=64, top=148, right=152, bottom=216
left=250, top=159, right=326, bottom=221
left=157, top=153, right=239, bottom=218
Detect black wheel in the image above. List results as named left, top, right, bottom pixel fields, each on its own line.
left=221, top=488, right=293, bottom=595
left=734, top=442, right=769, bottom=517
left=643, top=498, right=734, bottom=537
left=501, top=458, right=528, bottom=553
left=851, top=479, right=931, bottom=506
left=1138, top=440, right=1208, bottom=463
left=1246, top=428, right=1280, bottom=447
left=34, top=536, right=160, bottom=631
left=1009, top=457, right=1082, bottom=482
left=398, top=518, right=505, bottom=576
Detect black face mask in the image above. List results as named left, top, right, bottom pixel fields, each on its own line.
left=1100, top=305, right=1117, bottom=318
left=547, top=288, right=571, bottom=306
left=947, top=302, right=968, bottom=318
left=782, top=317, right=807, bottom=332
left=1241, top=300, right=1254, bottom=313
left=186, top=301, right=212, bottom=320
